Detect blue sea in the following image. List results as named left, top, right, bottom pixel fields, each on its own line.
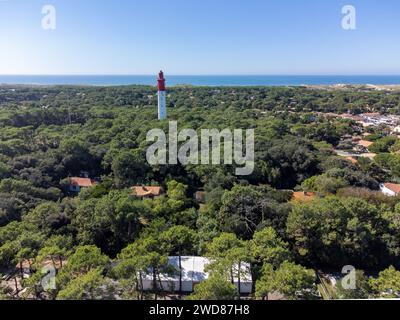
left=0, top=75, right=400, bottom=86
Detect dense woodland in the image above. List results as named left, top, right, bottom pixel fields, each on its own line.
left=1, top=85, right=400, bottom=300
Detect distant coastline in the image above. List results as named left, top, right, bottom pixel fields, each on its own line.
left=1, top=75, right=400, bottom=87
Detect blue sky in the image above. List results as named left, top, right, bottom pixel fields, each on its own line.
left=0, top=0, right=399, bottom=75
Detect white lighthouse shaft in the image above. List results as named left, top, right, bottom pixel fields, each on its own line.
left=158, top=90, right=167, bottom=120
left=157, top=71, right=167, bottom=120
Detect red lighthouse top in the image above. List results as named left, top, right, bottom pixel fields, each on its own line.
left=157, top=70, right=166, bottom=91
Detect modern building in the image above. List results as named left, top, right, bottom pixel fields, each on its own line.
left=157, top=71, right=167, bottom=120
left=141, top=256, right=253, bottom=294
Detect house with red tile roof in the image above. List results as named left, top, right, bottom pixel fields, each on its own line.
left=291, top=191, right=316, bottom=203
left=346, top=156, right=358, bottom=165
left=357, top=140, right=374, bottom=148
left=380, top=183, right=400, bottom=197
left=131, top=186, right=163, bottom=198
left=68, top=177, right=96, bottom=193
left=355, top=140, right=374, bottom=153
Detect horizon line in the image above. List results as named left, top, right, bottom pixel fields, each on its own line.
left=2, top=74, right=400, bottom=77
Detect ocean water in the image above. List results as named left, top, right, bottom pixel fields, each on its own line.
left=0, top=75, right=400, bottom=86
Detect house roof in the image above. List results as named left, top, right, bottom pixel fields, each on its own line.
left=132, top=186, right=163, bottom=197
left=360, top=153, right=377, bottom=159
left=340, top=114, right=363, bottom=121
left=194, top=191, right=206, bottom=202
left=16, top=259, right=34, bottom=269
left=351, top=136, right=362, bottom=141
left=383, top=183, right=400, bottom=194
left=357, top=140, right=374, bottom=148
left=69, top=177, right=94, bottom=187
left=363, top=113, right=381, bottom=117
left=346, top=156, right=358, bottom=165
left=16, top=258, right=67, bottom=270
left=292, top=191, right=316, bottom=203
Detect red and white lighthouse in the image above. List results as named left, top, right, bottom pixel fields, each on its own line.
left=157, top=71, right=167, bottom=120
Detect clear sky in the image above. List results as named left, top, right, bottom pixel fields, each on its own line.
left=0, top=0, right=399, bottom=75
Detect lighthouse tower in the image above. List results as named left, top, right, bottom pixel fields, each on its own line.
left=157, top=71, right=167, bottom=120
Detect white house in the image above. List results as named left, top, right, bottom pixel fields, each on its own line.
left=380, top=183, right=400, bottom=197
left=141, top=256, right=253, bottom=294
